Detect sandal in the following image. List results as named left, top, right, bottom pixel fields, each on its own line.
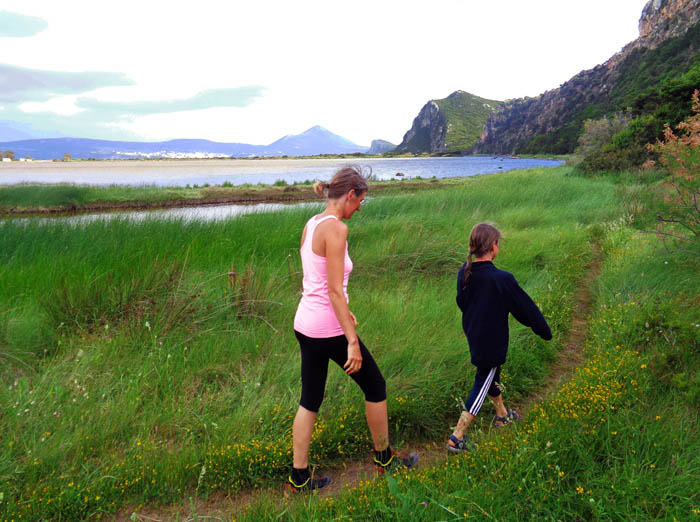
left=446, top=434, right=477, bottom=454
left=492, top=409, right=520, bottom=427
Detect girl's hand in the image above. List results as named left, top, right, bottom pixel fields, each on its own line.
left=349, top=311, right=358, bottom=326
left=344, top=340, right=362, bottom=374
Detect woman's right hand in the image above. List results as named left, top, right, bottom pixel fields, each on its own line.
left=344, top=340, right=362, bottom=375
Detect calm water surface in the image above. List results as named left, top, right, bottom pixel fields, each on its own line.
left=2, top=156, right=563, bottom=222
left=36, top=202, right=323, bottom=224
left=0, top=156, right=563, bottom=187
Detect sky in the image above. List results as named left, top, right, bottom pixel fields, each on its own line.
left=0, top=0, right=650, bottom=146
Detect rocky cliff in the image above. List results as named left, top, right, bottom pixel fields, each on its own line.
left=394, top=91, right=501, bottom=154
left=473, top=0, right=700, bottom=155
left=367, top=139, right=396, bottom=155
left=638, top=0, right=700, bottom=48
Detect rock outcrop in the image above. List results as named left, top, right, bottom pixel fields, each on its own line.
left=394, top=91, right=501, bottom=154
left=638, top=0, right=700, bottom=47
left=367, top=139, right=396, bottom=155
left=394, top=101, right=446, bottom=154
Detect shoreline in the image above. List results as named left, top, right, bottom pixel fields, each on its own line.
left=0, top=179, right=454, bottom=217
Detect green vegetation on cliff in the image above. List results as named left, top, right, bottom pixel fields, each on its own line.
left=521, top=21, right=700, bottom=159
left=392, top=91, right=501, bottom=155
left=436, top=91, right=502, bottom=152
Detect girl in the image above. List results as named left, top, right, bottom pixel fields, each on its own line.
left=447, top=223, right=552, bottom=453
left=287, top=166, right=418, bottom=493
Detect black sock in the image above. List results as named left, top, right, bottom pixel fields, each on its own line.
left=290, top=466, right=310, bottom=485
left=374, top=446, right=392, bottom=465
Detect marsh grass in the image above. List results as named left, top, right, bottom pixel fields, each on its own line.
left=0, top=176, right=462, bottom=213
left=0, top=183, right=193, bottom=209
left=2, top=165, right=670, bottom=520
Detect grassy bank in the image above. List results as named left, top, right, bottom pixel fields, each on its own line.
left=0, top=177, right=456, bottom=215
left=3, top=165, right=694, bottom=520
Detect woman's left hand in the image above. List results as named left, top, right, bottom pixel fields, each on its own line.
left=344, top=340, right=363, bottom=375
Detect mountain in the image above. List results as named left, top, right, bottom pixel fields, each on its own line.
left=265, top=126, right=367, bottom=156
left=367, top=139, right=396, bottom=154
left=393, top=91, right=502, bottom=154
left=0, top=126, right=368, bottom=160
left=472, top=0, right=700, bottom=155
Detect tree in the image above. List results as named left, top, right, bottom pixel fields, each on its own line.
left=62, top=152, right=72, bottom=162
left=2, top=150, right=14, bottom=160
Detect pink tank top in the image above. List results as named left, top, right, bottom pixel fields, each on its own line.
left=293, top=214, right=353, bottom=338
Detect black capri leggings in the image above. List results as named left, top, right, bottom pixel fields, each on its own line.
left=294, top=330, right=387, bottom=413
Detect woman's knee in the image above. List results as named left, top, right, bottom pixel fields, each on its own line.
left=363, top=374, right=386, bottom=403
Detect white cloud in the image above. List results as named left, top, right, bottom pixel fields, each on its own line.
left=18, top=95, right=84, bottom=115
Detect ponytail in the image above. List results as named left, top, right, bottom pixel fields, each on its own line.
left=313, top=165, right=370, bottom=200
left=462, top=251, right=475, bottom=289
left=313, top=181, right=330, bottom=197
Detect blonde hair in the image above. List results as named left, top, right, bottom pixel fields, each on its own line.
left=313, top=165, right=370, bottom=199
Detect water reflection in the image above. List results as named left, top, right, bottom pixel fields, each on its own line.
left=9, top=201, right=323, bottom=225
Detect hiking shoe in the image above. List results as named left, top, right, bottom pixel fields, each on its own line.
left=492, top=409, right=520, bottom=427
left=446, top=434, right=477, bottom=454
left=373, top=451, right=419, bottom=473
left=284, top=474, right=332, bottom=495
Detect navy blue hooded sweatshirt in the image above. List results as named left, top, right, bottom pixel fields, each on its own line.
left=456, top=261, right=552, bottom=368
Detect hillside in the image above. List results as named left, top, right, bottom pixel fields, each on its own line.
left=393, top=91, right=501, bottom=154
left=473, top=0, right=700, bottom=155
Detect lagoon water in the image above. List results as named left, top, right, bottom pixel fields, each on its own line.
left=3, top=156, right=564, bottom=222
left=0, top=156, right=563, bottom=187
left=27, top=201, right=324, bottom=224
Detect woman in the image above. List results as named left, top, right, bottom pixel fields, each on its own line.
left=287, top=166, right=418, bottom=493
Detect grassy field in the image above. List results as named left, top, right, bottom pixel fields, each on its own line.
left=1, top=165, right=698, bottom=520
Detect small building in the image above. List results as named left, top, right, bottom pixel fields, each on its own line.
left=1, top=157, right=12, bottom=162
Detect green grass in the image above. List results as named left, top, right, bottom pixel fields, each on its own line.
left=0, top=183, right=198, bottom=209
left=235, top=180, right=700, bottom=520
left=2, top=165, right=696, bottom=520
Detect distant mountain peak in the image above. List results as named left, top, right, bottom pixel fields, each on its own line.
left=267, top=126, right=366, bottom=155
left=303, top=125, right=328, bottom=133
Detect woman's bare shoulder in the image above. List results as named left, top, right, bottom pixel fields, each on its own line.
left=317, top=217, right=348, bottom=236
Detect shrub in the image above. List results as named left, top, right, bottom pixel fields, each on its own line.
left=576, top=113, right=631, bottom=159
left=575, top=113, right=660, bottom=173
left=645, top=90, right=700, bottom=254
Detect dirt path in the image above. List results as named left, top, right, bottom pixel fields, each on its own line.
left=123, top=244, right=601, bottom=522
